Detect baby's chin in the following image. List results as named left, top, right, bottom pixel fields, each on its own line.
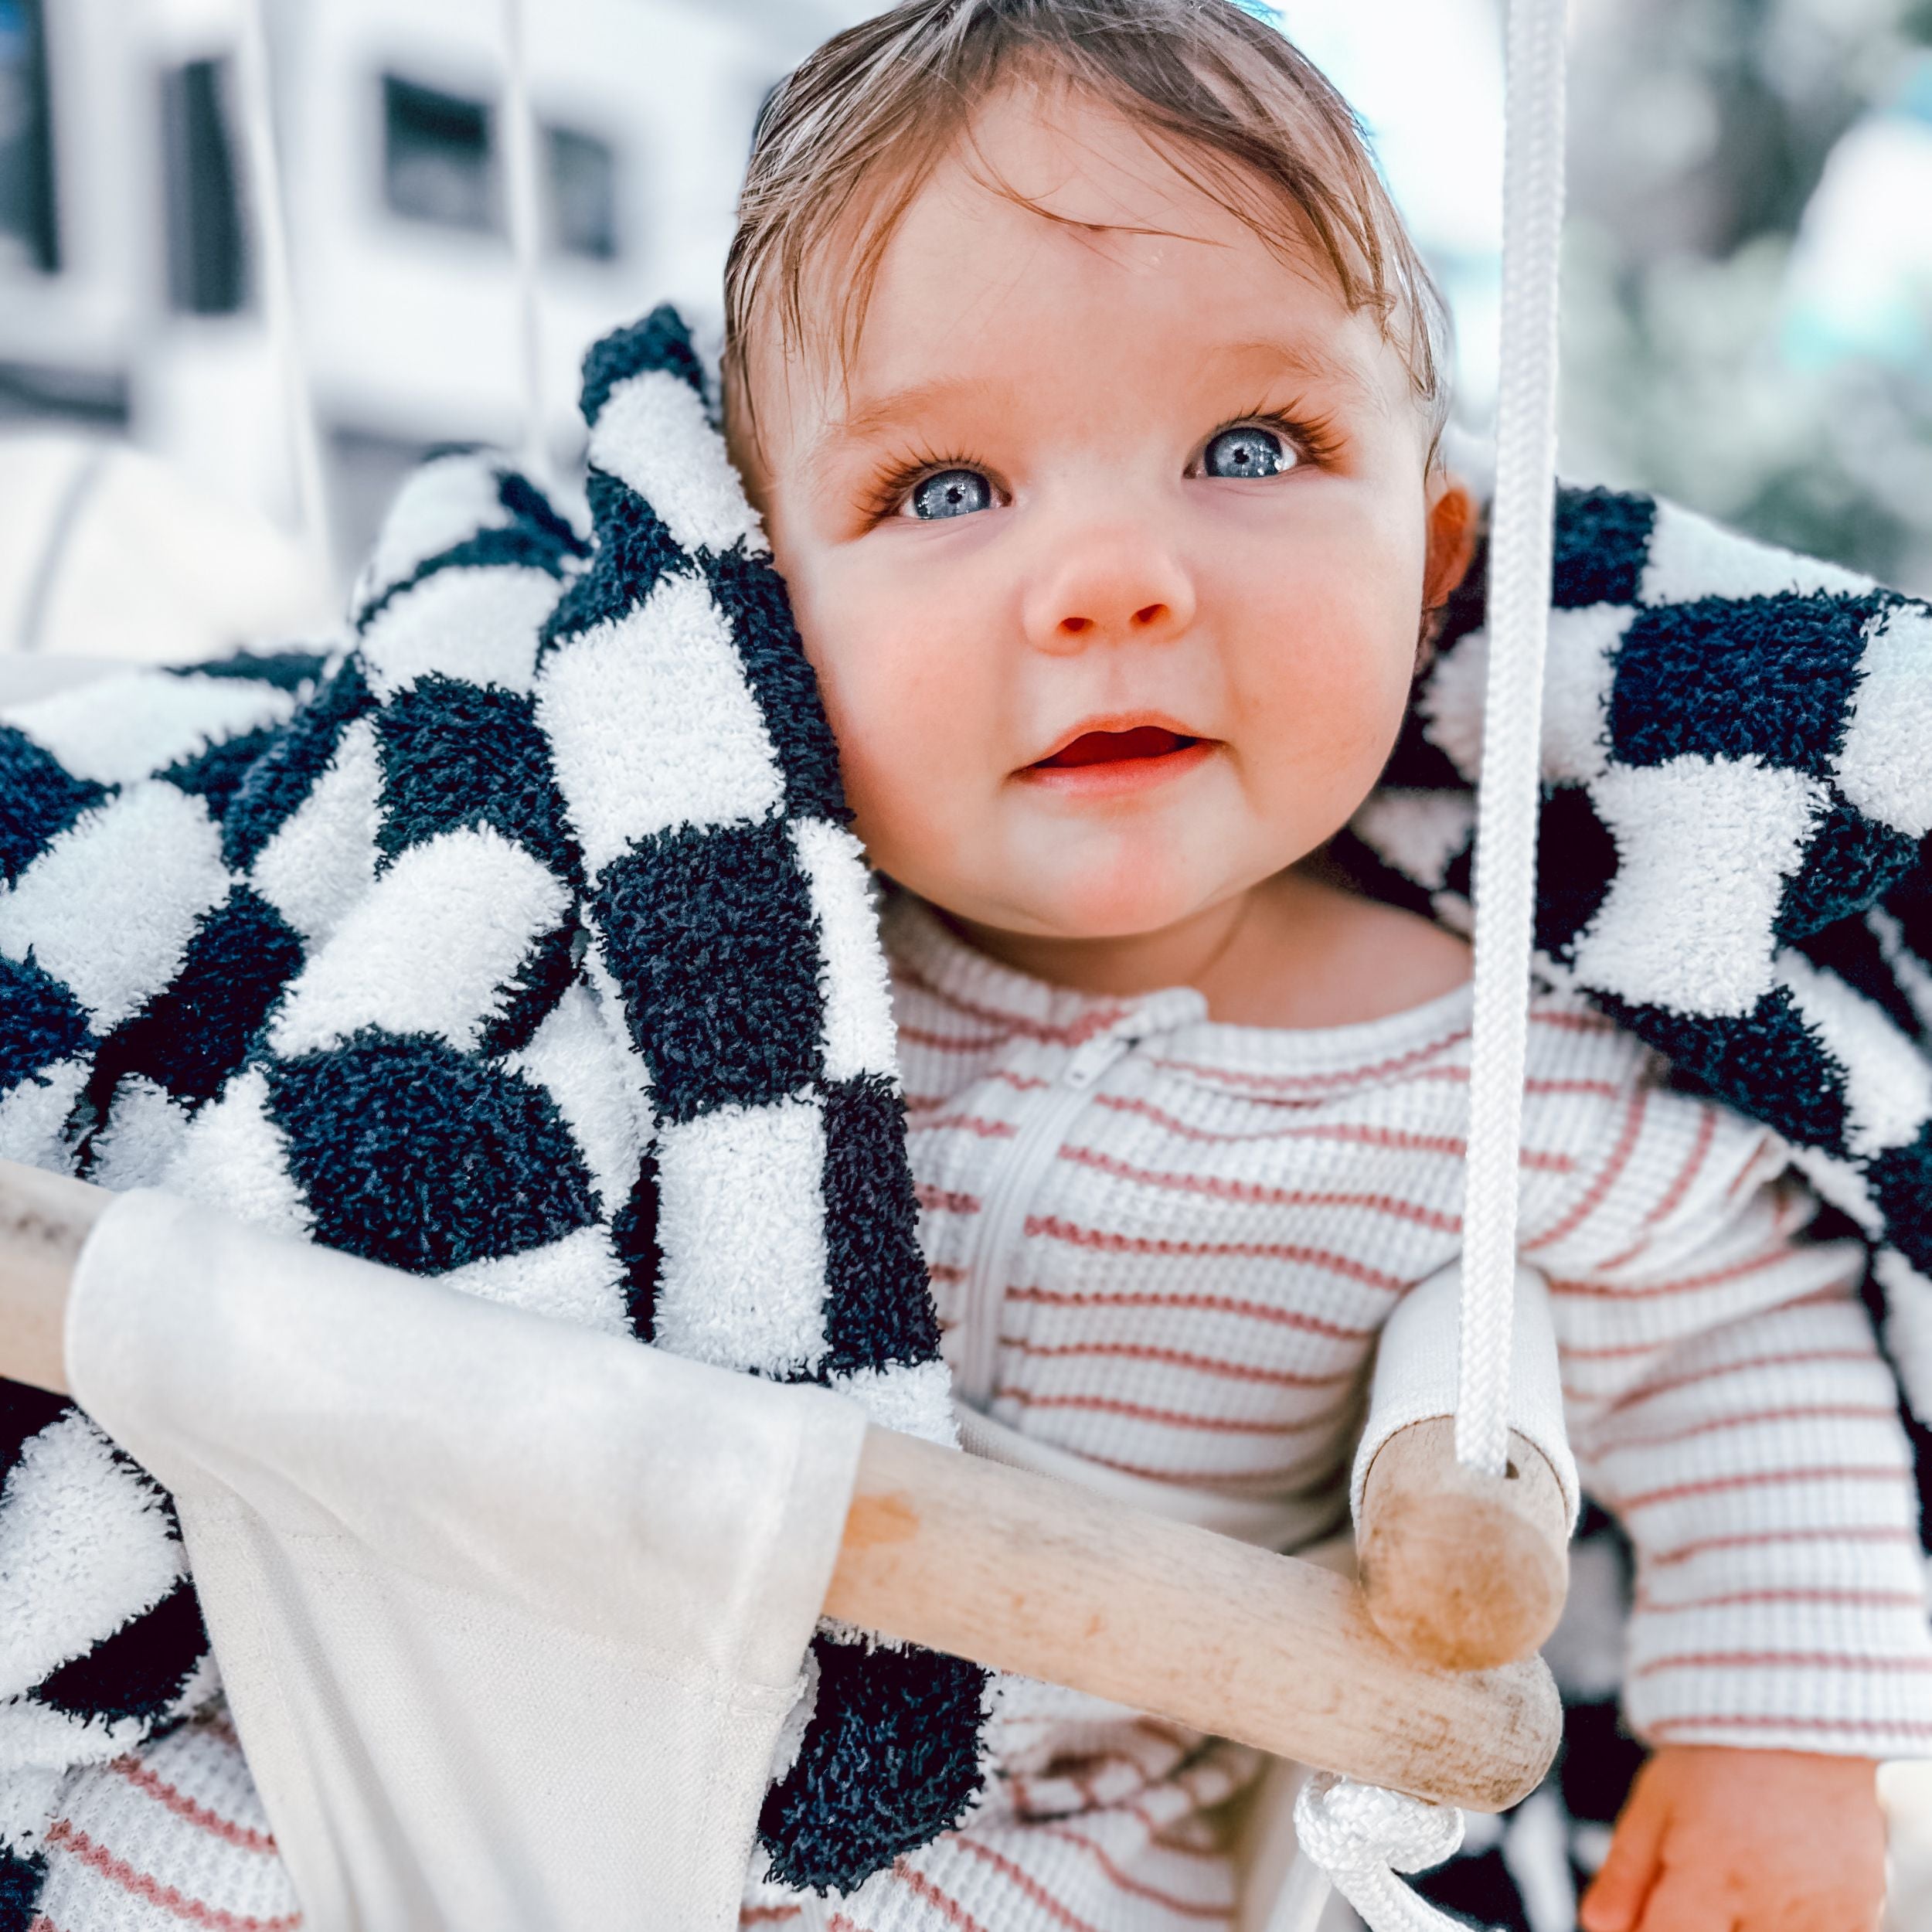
left=936, top=844, right=1270, bottom=945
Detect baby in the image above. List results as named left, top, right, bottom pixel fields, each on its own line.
left=727, top=3, right=1927, bottom=1929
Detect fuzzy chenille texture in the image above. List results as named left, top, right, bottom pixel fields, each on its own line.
left=1341, top=487, right=1932, bottom=1451
left=0, top=307, right=988, bottom=1925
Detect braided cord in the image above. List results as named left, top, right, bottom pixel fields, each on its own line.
left=1456, top=0, right=1569, bottom=1478
left=500, top=0, right=549, bottom=485
left=1270, top=9, right=1571, bottom=1927
left=233, top=0, right=333, bottom=577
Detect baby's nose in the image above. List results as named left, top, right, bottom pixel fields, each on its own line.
left=1024, top=537, right=1196, bottom=652
left=1057, top=602, right=1172, bottom=638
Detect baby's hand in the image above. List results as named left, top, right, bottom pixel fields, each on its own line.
left=1578, top=1746, right=1884, bottom=1932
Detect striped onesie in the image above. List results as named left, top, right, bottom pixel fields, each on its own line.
left=784, top=893, right=1932, bottom=1932
left=29, top=893, right=1932, bottom=1932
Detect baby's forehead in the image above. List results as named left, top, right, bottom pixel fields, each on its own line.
left=740, top=98, right=1412, bottom=472
left=726, top=12, right=1450, bottom=484
left=815, top=319, right=1394, bottom=457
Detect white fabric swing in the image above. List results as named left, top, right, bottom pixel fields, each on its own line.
left=60, top=1187, right=870, bottom=1930
left=0, top=1148, right=1566, bottom=1930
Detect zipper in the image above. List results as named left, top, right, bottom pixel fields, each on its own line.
left=957, top=1019, right=1147, bottom=1407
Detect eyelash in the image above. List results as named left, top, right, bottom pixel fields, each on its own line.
left=861, top=407, right=1340, bottom=524
left=1199, top=405, right=1343, bottom=474
left=859, top=443, right=998, bottom=525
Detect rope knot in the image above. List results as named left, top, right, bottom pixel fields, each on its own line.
left=1291, top=1775, right=1471, bottom=1932
left=1295, top=1774, right=1463, bottom=1877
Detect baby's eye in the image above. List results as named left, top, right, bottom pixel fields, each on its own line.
left=905, top=468, right=995, bottom=520
left=1201, top=425, right=1292, bottom=480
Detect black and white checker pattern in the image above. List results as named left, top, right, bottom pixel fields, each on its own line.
left=1345, top=485, right=1932, bottom=1440
left=0, top=308, right=985, bottom=1920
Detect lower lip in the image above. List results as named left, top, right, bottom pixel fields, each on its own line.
left=1015, top=737, right=1217, bottom=798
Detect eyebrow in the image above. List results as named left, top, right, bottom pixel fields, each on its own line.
left=1212, top=335, right=1383, bottom=403
left=814, top=376, right=993, bottom=457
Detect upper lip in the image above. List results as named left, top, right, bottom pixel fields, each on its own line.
left=1027, top=713, right=1209, bottom=767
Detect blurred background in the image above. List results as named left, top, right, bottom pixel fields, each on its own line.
left=2, top=0, right=1929, bottom=660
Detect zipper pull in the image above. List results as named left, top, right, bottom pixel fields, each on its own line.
left=1063, top=1023, right=1140, bottom=1089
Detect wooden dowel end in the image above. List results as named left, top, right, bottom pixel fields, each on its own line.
left=830, top=1423, right=1562, bottom=1811
left=1356, top=1416, right=1570, bottom=1672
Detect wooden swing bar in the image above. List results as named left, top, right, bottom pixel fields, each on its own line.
left=0, top=1156, right=1567, bottom=1812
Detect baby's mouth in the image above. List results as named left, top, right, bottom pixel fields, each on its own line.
left=1019, top=723, right=1215, bottom=795
left=1033, top=726, right=1201, bottom=769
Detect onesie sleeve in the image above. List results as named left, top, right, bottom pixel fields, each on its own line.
left=1521, top=1048, right=1932, bottom=1760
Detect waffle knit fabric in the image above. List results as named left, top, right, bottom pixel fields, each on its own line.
left=886, top=893, right=1932, bottom=1760
left=2, top=299, right=1931, bottom=1930
left=740, top=895, right=1932, bottom=1930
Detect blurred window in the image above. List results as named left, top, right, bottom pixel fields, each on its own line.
left=0, top=0, right=58, bottom=274
left=546, top=125, right=616, bottom=260
left=162, top=58, right=247, bottom=315
left=383, top=74, right=497, bottom=231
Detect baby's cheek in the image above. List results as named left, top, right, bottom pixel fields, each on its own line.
left=844, top=764, right=975, bottom=892
left=812, top=645, right=987, bottom=879
left=1244, top=652, right=1408, bottom=829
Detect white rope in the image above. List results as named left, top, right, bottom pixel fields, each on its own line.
left=1278, top=8, right=1569, bottom=1911
left=500, top=0, right=549, bottom=484
left=1454, top=0, right=1569, bottom=1478
left=1291, top=1777, right=1468, bottom=1932
left=232, top=0, right=333, bottom=580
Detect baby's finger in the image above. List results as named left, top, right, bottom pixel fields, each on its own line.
left=1578, top=1781, right=1667, bottom=1932
left=1629, top=1869, right=1738, bottom=1932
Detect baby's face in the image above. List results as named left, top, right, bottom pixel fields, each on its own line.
left=743, top=83, right=1468, bottom=943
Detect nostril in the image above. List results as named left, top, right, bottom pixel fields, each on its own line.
left=1060, top=616, right=1092, bottom=634
left=1132, top=604, right=1168, bottom=628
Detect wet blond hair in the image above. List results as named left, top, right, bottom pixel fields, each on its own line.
left=724, top=0, right=1451, bottom=457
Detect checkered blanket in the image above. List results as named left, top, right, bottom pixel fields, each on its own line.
left=2, top=301, right=1929, bottom=1930
left=0, top=309, right=985, bottom=1919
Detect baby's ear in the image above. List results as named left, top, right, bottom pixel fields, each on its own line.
left=1422, top=474, right=1479, bottom=611
left=1414, top=473, right=1480, bottom=674
left=720, top=366, right=771, bottom=519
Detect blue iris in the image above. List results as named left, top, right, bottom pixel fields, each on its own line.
left=1202, top=426, right=1287, bottom=479
left=911, top=469, right=994, bottom=519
